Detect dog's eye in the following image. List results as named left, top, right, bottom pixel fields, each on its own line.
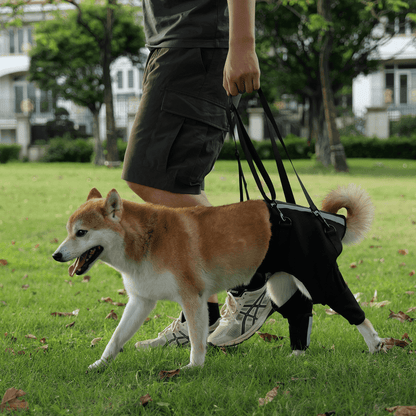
left=76, top=230, right=88, bottom=237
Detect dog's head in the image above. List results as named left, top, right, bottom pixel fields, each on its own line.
left=52, top=188, right=123, bottom=277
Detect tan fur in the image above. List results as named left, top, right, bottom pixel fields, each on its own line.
left=322, top=184, right=374, bottom=245
left=53, top=185, right=382, bottom=373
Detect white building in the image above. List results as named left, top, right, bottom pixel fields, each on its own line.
left=352, top=17, right=416, bottom=137
left=0, top=1, right=145, bottom=159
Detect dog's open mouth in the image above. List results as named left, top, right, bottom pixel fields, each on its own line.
left=68, top=246, right=104, bottom=277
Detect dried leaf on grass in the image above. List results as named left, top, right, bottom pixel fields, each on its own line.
left=105, top=310, right=118, bottom=320
left=51, top=309, right=80, bottom=317
left=82, top=275, right=91, bottom=283
left=100, top=297, right=126, bottom=307
left=259, top=386, right=279, bottom=406
left=386, top=405, right=416, bottom=415
left=118, top=289, right=126, bottom=296
left=398, top=249, right=409, bottom=256
left=159, top=369, right=180, bottom=380
left=325, top=308, right=339, bottom=315
left=381, top=336, right=411, bottom=351
left=90, top=337, right=102, bottom=347
left=0, top=387, right=28, bottom=412
left=24, top=334, right=36, bottom=340
left=360, top=290, right=391, bottom=308
left=388, top=310, right=414, bottom=323
left=65, top=321, right=75, bottom=328
left=257, top=332, right=285, bottom=342
left=0, top=260, right=8, bottom=266
left=407, top=307, right=416, bottom=314
left=139, top=394, right=152, bottom=407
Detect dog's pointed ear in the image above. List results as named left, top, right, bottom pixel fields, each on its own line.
left=87, top=188, right=102, bottom=201
left=104, top=189, right=123, bottom=222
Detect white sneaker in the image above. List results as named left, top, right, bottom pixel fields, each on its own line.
left=207, top=287, right=273, bottom=347
left=135, top=312, right=220, bottom=349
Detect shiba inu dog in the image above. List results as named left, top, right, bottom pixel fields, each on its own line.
left=52, top=186, right=382, bottom=372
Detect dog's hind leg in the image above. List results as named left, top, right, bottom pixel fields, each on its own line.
left=356, top=319, right=382, bottom=353
left=88, top=295, right=156, bottom=371
left=267, top=273, right=313, bottom=354
left=266, top=272, right=305, bottom=307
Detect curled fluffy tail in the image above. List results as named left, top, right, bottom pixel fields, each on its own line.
left=321, top=184, right=374, bottom=245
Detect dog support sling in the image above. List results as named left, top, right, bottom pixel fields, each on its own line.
left=228, top=89, right=365, bottom=326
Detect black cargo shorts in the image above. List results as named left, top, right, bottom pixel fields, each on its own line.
left=121, top=47, right=229, bottom=194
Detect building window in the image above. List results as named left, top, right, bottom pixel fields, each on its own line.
left=399, top=74, right=408, bottom=104
left=117, top=71, right=123, bottom=89
left=9, top=29, right=15, bottom=54
left=128, top=70, right=134, bottom=88
left=8, top=27, right=33, bottom=55
left=14, top=81, right=52, bottom=115
left=385, top=72, right=394, bottom=104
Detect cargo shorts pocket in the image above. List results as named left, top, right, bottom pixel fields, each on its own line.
left=151, top=89, right=229, bottom=187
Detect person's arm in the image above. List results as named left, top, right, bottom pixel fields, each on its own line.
left=223, top=0, right=260, bottom=96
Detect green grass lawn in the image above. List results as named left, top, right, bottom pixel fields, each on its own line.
left=0, top=159, right=415, bottom=415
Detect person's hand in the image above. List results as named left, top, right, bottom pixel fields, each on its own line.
left=223, top=41, right=260, bottom=96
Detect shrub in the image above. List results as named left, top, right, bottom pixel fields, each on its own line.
left=117, top=139, right=128, bottom=161
left=390, top=115, right=416, bottom=137
left=219, top=134, right=416, bottom=161
left=219, top=135, right=312, bottom=160
left=0, top=144, right=21, bottom=163
left=342, top=135, right=416, bottom=159
left=42, top=137, right=93, bottom=162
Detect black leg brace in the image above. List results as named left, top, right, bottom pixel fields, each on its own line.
left=275, top=289, right=313, bottom=351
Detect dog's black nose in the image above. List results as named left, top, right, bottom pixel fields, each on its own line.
left=52, top=252, right=63, bottom=262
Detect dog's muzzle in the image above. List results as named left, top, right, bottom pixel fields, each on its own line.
left=52, top=246, right=104, bottom=277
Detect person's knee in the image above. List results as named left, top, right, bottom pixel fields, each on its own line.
left=126, top=181, right=153, bottom=201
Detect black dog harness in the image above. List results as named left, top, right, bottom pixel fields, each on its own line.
left=258, top=201, right=365, bottom=326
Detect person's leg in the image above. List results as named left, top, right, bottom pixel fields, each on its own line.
left=126, top=182, right=212, bottom=209
left=207, top=271, right=274, bottom=346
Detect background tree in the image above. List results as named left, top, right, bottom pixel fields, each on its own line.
left=28, top=13, right=106, bottom=164
left=3, top=0, right=145, bottom=164
left=255, top=0, right=415, bottom=170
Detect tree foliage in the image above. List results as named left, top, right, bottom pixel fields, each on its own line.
left=28, top=2, right=144, bottom=112
left=255, top=0, right=416, bottom=166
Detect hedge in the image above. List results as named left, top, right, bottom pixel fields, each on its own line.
left=219, top=134, right=311, bottom=160
left=218, top=134, right=416, bottom=160
left=39, top=134, right=416, bottom=163
left=0, top=144, right=21, bottom=163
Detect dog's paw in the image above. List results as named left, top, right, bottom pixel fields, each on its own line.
left=87, top=357, right=109, bottom=373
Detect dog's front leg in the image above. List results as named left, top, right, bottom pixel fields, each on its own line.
left=88, top=295, right=156, bottom=371
left=356, top=318, right=382, bottom=353
left=181, top=296, right=209, bottom=369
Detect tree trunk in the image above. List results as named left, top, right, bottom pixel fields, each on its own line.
left=309, top=95, right=331, bottom=167
left=92, top=110, right=105, bottom=166
left=103, top=0, right=119, bottom=165
left=317, top=0, right=348, bottom=172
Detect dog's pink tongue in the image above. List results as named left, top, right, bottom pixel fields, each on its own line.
left=68, top=257, right=86, bottom=277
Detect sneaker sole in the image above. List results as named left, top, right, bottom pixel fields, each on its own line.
left=208, top=303, right=274, bottom=347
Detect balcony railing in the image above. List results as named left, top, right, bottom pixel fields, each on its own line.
left=371, top=87, right=416, bottom=119
left=0, top=98, right=53, bottom=120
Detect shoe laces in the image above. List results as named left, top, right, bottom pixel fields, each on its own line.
left=158, top=316, right=182, bottom=337
left=219, top=292, right=240, bottom=324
